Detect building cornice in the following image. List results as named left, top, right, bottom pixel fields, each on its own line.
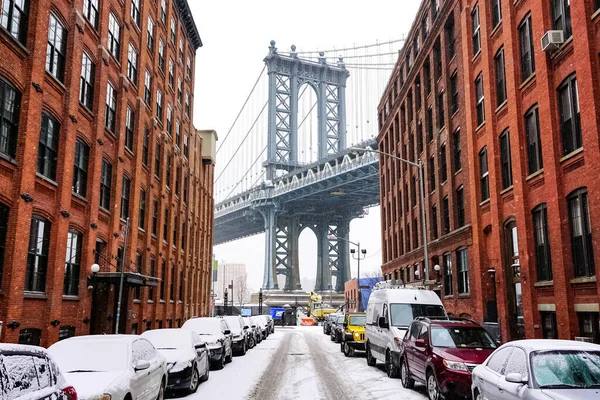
left=176, top=0, right=202, bottom=50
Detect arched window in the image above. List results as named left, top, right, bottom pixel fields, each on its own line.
left=64, top=229, right=82, bottom=296
left=25, top=216, right=51, bottom=293
left=568, top=188, right=594, bottom=277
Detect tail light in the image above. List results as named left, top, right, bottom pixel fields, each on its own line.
left=62, top=386, right=78, bottom=400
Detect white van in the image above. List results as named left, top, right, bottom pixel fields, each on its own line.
left=365, top=283, right=446, bottom=378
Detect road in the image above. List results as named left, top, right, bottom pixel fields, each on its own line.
left=186, top=326, right=427, bottom=400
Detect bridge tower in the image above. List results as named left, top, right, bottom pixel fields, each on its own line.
left=258, top=41, right=354, bottom=293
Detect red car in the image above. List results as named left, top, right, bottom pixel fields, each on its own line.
left=399, top=317, right=498, bottom=400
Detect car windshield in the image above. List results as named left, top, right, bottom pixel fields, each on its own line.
left=143, top=330, right=188, bottom=350
left=430, top=326, right=496, bottom=349
left=389, top=303, right=446, bottom=327
left=349, top=316, right=366, bottom=326
left=337, top=316, right=345, bottom=323
left=532, top=350, right=600, bottom=389
left=50, top=340, right=128, bottom=372
left=184, top=318, right=222, bottom=335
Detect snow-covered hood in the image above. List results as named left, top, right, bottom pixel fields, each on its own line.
left=540, top=389, right=600, bottom=400
left=64, top=371, right=124, bottom=400
left=158, top=348, right=195, bottom=366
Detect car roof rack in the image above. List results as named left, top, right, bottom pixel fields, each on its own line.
left=447, top=316, right=480, bottom=325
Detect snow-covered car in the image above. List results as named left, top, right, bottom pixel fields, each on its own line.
left=182, top=317, right=233, bottom=370
left=243, top=317, right=258, bottom=348
left=249, top=316, right=263, bottom=344
left=266, top=315, right=275, bottom=333
left=222, top=316, right=248, bottom=355
left=254, top=315, right=269, bottom=339
left=48, top=335, right=168, bottom=400
left=142, top=329, right=210, bottom=394
left=1, top=344, right=77, bottom=400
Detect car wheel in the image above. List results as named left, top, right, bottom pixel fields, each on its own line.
left=241, top=341, right=247, bottom=355
left=366, top=342, right=377, bottom=367
left=344, top=342, right=352, bottom=357
left=156, top=379, right=165, bottom=400
left=401, top=358, right=415, bottom=389
left=200, top=358, right=210, bottom=383
left=427, top=370, right=441, bottom=400
left=386, top=350, right=399, bottom=378
left=213, top=353, right=225, bottom=370
left=188, top=363, right=199, bottom=393
left=225, top=347, right=233, bottom=363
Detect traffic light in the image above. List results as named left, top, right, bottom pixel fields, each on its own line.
left=223, top=290, right=228, bottom=316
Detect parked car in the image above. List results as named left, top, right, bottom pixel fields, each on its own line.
left=341, top=313, right=367, bottom=357
left=182, top=317, right=233, bottom=370
left=254, top=315, right=269, bottom=339
left=243, top=317, right=257, bottom=348
left=250, top=316, right=264, bottom=343
left=323, top=313, right=339, bottom=335
left=330, top=314, right=345, bottom=343
left=400, top=318, right=497, bottom=400
left=365, top=286, right=446, bottom=375
left=472, top=339, right=600, bottom=400
left=142, top=329, right=210, bottom=394
left=48, top=335, right=167, bottom=400
left=222, top=315, right=249, bottom=355
left=1, top=344, right=77, bottom=400
left=266, top=315, right=275, bottom=333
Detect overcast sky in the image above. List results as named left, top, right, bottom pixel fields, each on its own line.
left=189, top=1, right=421, bottom=292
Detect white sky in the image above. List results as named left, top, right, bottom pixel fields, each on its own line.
left=189, top=0, right=421, bottom=292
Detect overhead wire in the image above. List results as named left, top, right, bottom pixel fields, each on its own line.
left=296, top=38, right=405, bottom=54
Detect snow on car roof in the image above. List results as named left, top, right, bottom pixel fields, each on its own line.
left=506, top=339, right=600, bottom=353
left=0, top=343, right=49, bottom=354
left=56, top=334, right=140, bottom=343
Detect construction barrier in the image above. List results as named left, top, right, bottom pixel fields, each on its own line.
left=300, top=318, right=316, bottom=326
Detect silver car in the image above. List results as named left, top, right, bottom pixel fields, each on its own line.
left=472, top=339, right=600, bottom=400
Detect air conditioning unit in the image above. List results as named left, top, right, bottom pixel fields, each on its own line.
left=575, top=336, right=594, bottom=343
left=541, top=30, right=564, bottom=52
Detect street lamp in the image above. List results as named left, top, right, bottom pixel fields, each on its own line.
left=351, top=146, right=430, bottom=282
left=91, top=264, right=100, bottom=274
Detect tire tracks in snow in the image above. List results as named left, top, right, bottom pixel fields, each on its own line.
left=247, top=331, right=294, bottom=400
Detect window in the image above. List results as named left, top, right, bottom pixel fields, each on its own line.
left=170, top=15, right=176, bottom=44
left=18, top=328, right=41, bottom=346
left=120, top=176, right=131, bottom=220
left=142, top=126, right=149, bottom=167
left=431, top=205, right=438, bottom=240
left=25, top=216, right=51, bottom=292
left=504, top=348, right=528, bottom=379
left=170, top=264, right=175, bottom=301
left=139, top=189, right=146, bottom=230
left=411, top=176, right=417, bottom=207
left=558, top=75, right=581, bottom=155
left=533, top=204, right=552, bottom=281
left=154, top=140, right=161, bottom=177
left=456, top=186, right=465, bottom=227
left=495, top=48, right=507, bottom=106
left=427, top=107, right=434, bottom=142
left=187, top=57, right=192, bottom=79
left=417, top=121, right=423, bottom=154
left=156, top=89, right=163, bottom=122
left=46, top=13, right=67, bottom=82
left=148, top=258, right=156, bottom=300
left=0, top=202, right=9, bottom=285
left=177, top=78, right=183, bottom=104
left=134, top=253, right=142, bottom=300
left=525, top=106, right=543, bottom=174
left=499, top=129, right=512, bottom=189
left=147, top=15, right=155, bottom=51
left=491, top=0, right=502, bottom=28
left=597, top=0, right=600, bottom=12
left=175, top=164, right=180, bottom=195
left=0, top=77, right=21, bottom=159
left=160, top=0, right=167, bottom=23
left=424, top=61, right=431, bottom=95
left=429, top=156, right=436, bottom=193
left=166, top=153, right=172, bottom=188
left=179, top=37, right=184, bottom=63
left=37, top=112, right=59, bottom=181
left=166, top=105, right=173, bottom=136
left=185, top=92, right=191, bottom=117
left=152, top=198, right=158, bottom=235
left=100, top=159, right=112, bottom=210
left=72, top=139, right=89, bottom=197
left=59, top=326, right=75, bottom=341
left=443, top=196, right=450, bottom=234
left=475, top=73, right=485, bottom=126
left=455, top=247, right=469, bottom=294
left=160, top=261, right=166, bottom=300
left=443, top=253, right=453, bottom=296
left=127, top=43, right=138, bottom=83
left=183, top=175, right=188, bottom=203
left=487, top=347, right=512, bottom=374
left=175, top=120, right=181, bottom=148
left=108, top=13, right=120, bottom=59
left=131, top=0, right=140, bottom=26
left=519, top=15, right=535, bottom=82
left=64, top=230, right=82, bottom=296
left=79, top=54, right=96, bottom=112
left=183, top=133, right=189, bottom=158
left=125, top=106, right=135, bottom=151
left=578, top=312, right=600, bottom=343
left=413, top=218, right=419, bottom=248
left=551, top=0, right=572, bottom=39
left=471, top=6, right=480, bottom=55
left=173, top=216, right=178, bottom=247
left=421, top=14, right=428, bottom=41
left=158, top=39, right=165, bottom=71
left=434, top=95, right=445, bottom=134
left=453, top=128, right=461, bottom=172
left=433, top=38, right=442, bottom=80
left=178, top=269, right=183, bottom=300
left=440, top=143, right=447, bottom=183
left=450, top=72, right=458, bottom=114
left=1, top=0, right=29, bottom=45
left=541, top=312, right=558, bottom=339
left=105, top=82, right=117, bottom=132
left=163, top=207, right=168, bottom=241
left=168, top=58, right=174, bottom=89
left=144, top=69, right=152, bottom=104
left=479, top=147, right=489, bottom=202
left=568, top=189, right=594, bottom=277
left=445, top=15, right=455, bottom=60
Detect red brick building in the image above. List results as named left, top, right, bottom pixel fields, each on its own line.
left=0, top=0, right=215, bottom=347
left=378, top=0, right=600, bottom=344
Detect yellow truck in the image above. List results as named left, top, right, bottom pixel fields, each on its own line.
left=307, top=292, right=335, bottom=322
left=340, top=313, right=367, bottom=357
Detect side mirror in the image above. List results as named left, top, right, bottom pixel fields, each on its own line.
left=495, top=340, right=502, bottom=347
left=223, top=329, right=231, bottom=335
left=343, top=323, right=348, bottom=328
left=134, top=360, right=150, bottom=371
left=252, top=325, right=256, bottom=328
left=415, top=339, right=426, bottom=348
left=378, top=316, right=389, bottom=329
left=505, top=373, right=527, bottom=384
left=244, top=325, right=249, bottom=330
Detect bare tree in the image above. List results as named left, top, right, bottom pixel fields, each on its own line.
left=363, top=268, right=382, bottom=278
left=234, top=273, right=248, bottom=307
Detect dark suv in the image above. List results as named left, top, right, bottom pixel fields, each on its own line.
left=399, top=318, right=497, bottom=400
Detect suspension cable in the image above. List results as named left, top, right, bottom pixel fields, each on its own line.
left=296, top=38, right=406, bottom=54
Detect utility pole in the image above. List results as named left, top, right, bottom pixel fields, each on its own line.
left=351, top=243, right=367, bottom=311
left=115, top=218, right=129, bottom=334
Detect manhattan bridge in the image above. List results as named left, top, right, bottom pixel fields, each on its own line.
left=214, top=39, right=404, bottom=295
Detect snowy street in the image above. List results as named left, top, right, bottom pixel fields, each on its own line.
left=187, top=326, right=427, bottom=400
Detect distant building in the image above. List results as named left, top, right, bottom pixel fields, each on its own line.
left=344, top=277, right=382, bottom=312
left=215, top=262, right=247, bottom=299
